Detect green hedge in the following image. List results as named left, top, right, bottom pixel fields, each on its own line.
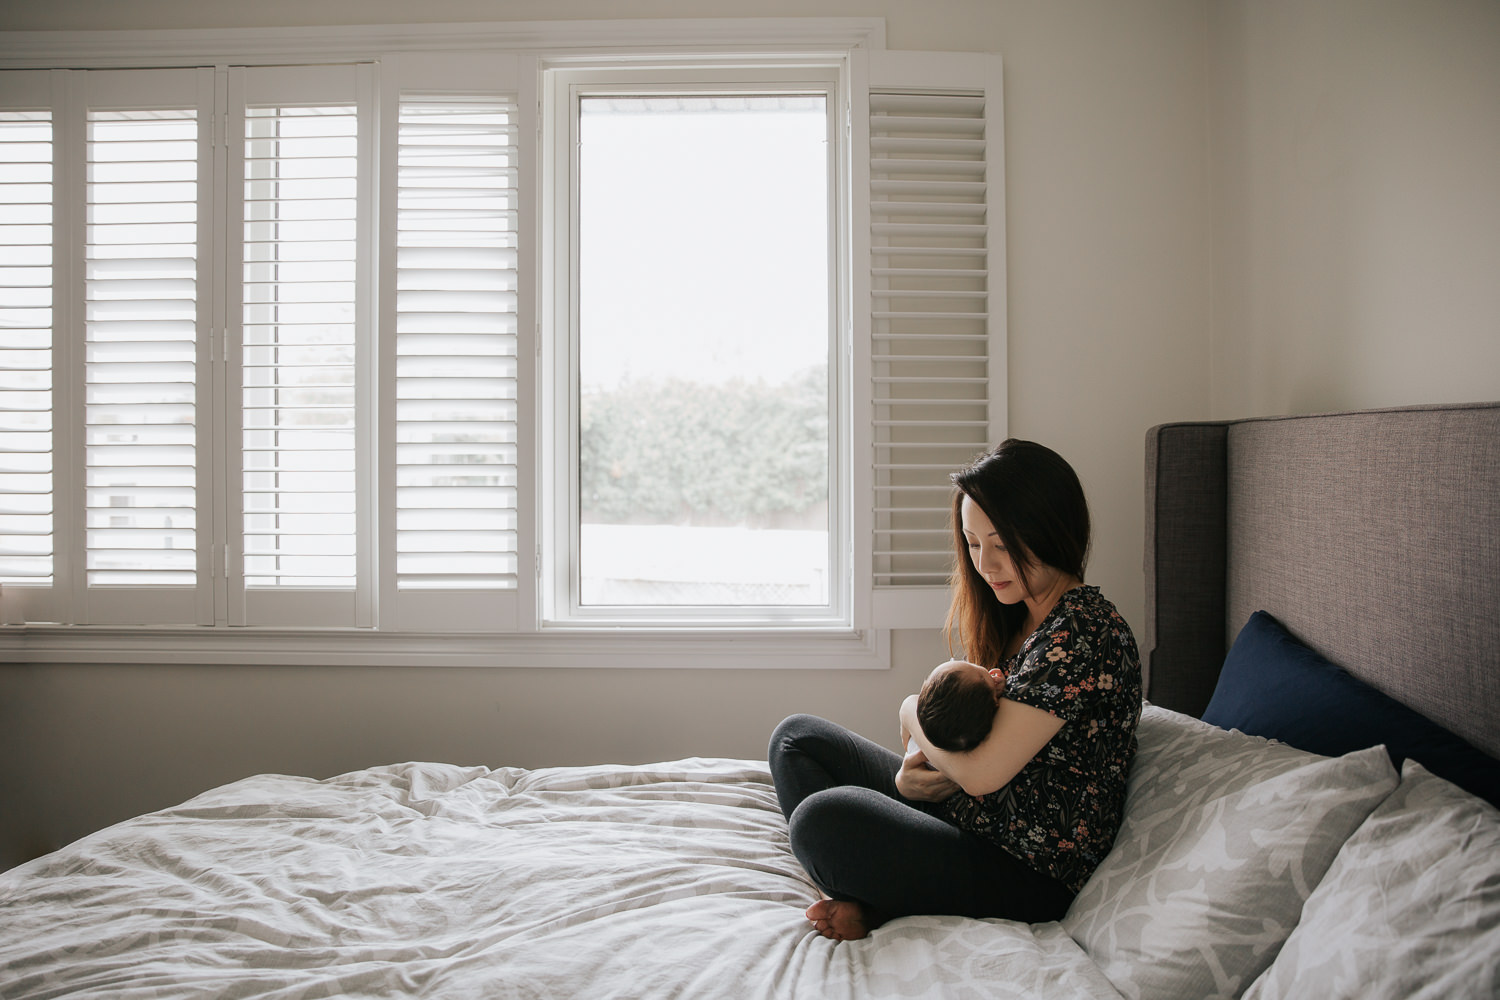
left=580, top=367, right=828, bottom=526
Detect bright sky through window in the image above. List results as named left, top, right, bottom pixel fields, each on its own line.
left=578, top=95, right=828, bottom=390
left=576, top=95, right=831, bottom=607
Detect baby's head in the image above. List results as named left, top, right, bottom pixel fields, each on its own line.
left=917, top=660, right=1003, bottom=752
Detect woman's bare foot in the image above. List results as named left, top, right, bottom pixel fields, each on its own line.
left=805, top=898, right=871, bottom=941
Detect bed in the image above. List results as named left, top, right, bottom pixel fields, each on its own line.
left=3, top=401, right=1498, bottom=999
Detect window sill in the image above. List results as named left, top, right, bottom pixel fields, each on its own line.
left=0, top=623, right=890, bottom=670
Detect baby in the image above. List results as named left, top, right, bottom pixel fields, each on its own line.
left=914, top=660, right=1007, bottom=753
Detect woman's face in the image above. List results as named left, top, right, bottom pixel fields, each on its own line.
left=960, top=495, right=1028, bottom=606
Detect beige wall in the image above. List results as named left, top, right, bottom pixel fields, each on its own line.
left=14, top=0, right=1494, bottom=865
left=1210, top=0, right=1500, bottom=418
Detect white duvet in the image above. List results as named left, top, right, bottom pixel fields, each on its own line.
left=0, top=758, right=1122, bottom=999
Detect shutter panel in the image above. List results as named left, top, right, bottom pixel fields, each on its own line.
left=85, top=107, right=200, bottom=589
left=241, top=103, right=360, bottom=591
left=75, top=68, right=213, bottom=626
left=233, top=64, right=372, bottom=627
left=860, top=52, right=1005, bottom=628
left=393, top=98, right=519, bottom=594
left=0, top=101, right=54, bottom=619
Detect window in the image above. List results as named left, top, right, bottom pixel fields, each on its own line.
left=0, top=24, right=1003, bottom=666
left=542, top=66, right=845, bottom=627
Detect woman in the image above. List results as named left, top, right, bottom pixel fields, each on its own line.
left=769, top=439, right=1142, bottom=941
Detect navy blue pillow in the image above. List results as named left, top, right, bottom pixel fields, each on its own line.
left=1203, top=610, right=1500, bottom=808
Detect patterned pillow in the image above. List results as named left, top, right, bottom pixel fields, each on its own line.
left=1241, top=761, right=1500, bottom=1000
left=1061, top=705, right=1399, bottom=1000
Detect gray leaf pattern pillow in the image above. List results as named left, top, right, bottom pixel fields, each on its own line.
left=1061, top=705, right=1399, bottom=1000
left=1241, top=760, right=1500, bottom=1000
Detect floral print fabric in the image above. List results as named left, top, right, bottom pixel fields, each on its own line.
left=942, top=585, right=1143, bottom=894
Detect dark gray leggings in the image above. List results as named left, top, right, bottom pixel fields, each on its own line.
left=768, top=713, right=1074, bottom=925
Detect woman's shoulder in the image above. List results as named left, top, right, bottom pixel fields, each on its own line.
left=1035, top=586, right=1139, bottom=658
left=1007, top=585, right=1141, bottom=712
left=1051, top=585, right=1129, bottom=629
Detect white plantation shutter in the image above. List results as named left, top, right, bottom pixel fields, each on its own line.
left=240, top=104, right=360, bottom=592
left=230, top=64, right=374, bottom=628
left=858, top=51, right=1005, bottom=628
left=0, top=68, right=214, bottom=627
left=85, top=108, right=200, bottom=589
left=0, top=103, right=54, bottom=619
left=393, top=98, right=519, bottom=597
left=0, top=65, right=379, bottom=629
left=74, top=68, right=214, bottom=626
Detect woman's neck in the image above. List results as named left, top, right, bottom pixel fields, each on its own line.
left=1021, top=574, right=1083, bottom=636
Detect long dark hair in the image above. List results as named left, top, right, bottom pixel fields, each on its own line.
left=944, top=439, right=1091, bottom=668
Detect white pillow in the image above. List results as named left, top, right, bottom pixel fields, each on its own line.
left=1241, top=760, right=1500, bottom=1000
left=1061, top=705, right=1399, bottom=1000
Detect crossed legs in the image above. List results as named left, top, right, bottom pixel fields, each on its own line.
left=768, top=714, right=1074, bottom=938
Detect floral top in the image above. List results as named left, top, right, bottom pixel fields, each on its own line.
left=941, top=585, right=1142, bottom=894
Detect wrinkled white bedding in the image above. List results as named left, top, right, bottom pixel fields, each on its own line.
left=0, top=758, right=1121, bottom=999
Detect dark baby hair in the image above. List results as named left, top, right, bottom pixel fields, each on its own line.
left=917, top=667, right=999, bottom=752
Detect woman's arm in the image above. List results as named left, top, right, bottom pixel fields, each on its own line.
left=900, top=694, right=1064, bottom=797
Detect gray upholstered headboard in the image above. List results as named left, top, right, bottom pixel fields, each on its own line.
left=1144, top=401, right=1500, bottom=760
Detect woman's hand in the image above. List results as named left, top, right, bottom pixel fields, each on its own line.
left=895, top=746, right=960, bottom=802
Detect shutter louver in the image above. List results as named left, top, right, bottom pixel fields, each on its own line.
left=242, top=104, right=358, bottom=589
left=0, top=111, right=54, bottom=588
left=869, top=87, right=995, bottom=594
left=85, top=109, right=198, bottom=587
left=394, top=99, right=519, bottom=591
